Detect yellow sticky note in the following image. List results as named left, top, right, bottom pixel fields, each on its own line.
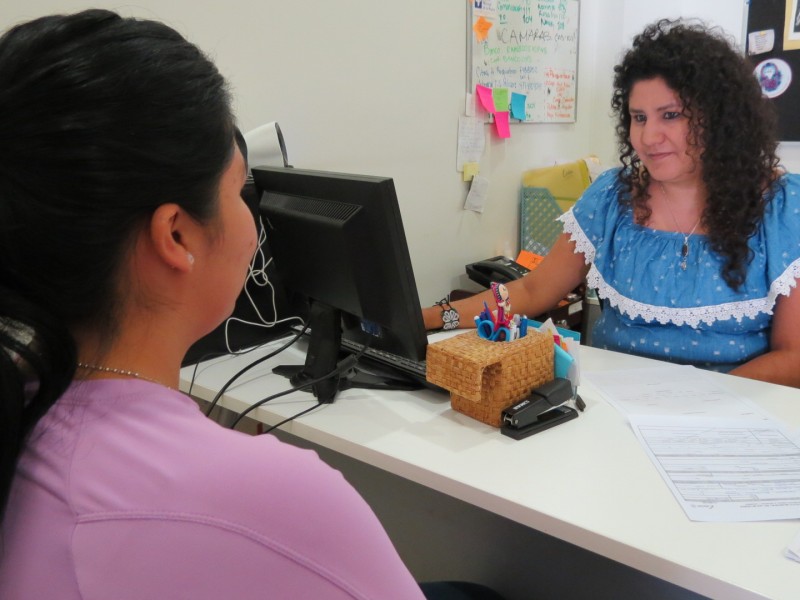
left=463, top=162, right=480, bottom=182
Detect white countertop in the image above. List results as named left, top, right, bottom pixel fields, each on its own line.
left=182, top=338, right=800, bottom=600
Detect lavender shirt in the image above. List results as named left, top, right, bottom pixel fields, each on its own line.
left=0, top=379, right=424, bottom=599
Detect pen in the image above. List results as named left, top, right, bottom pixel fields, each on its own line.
left=481, top=301, right=495, bottom=326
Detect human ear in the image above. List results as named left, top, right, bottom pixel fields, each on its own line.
left=149, top=203, right=196, bottom=272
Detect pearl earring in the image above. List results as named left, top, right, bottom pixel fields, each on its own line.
left=187, top=253, right=195, bottom=265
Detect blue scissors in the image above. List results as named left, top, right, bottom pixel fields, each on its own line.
left=477, top=320, right=510, bottom=341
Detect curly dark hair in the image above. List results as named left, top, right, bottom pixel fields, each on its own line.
left=611, top=19, right=780, bottom=290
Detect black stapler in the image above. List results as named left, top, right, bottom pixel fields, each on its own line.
left=500, top=378, right=580, bottom=440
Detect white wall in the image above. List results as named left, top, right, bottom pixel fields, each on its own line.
left=2, top=0, right=773, bottom=306
left=621, top=0, right=746, bottom=43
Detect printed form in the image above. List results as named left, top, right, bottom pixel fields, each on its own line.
left=629, top=415, right=800, bottom=522
left=587, top=366, right=800, bottom=522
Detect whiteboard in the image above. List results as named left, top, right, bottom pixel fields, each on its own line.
left=468, top=0, right=580, bottom=123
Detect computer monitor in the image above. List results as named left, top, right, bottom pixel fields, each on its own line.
left=251, top=166, right=428, bottom=403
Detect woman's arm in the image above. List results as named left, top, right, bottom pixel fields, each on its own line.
left=422, top=233, right=590, bottom=330
left=729, top=283, right=800, bottom=387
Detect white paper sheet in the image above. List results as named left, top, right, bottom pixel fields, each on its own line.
left=585, top=365, right=771, bottom=421
left=630, top=415, right=800, bottom=522
left=785, top=529, right=800, bottom=563
left=456, top=115, right=485, bottom=171
left=464, top=175, right=489, bottom=213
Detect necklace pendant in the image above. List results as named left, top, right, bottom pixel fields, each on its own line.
left=680, top=239, right=689, bottom=271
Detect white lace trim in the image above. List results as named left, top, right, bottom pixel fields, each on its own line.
left=558, top=209, right=800, bottom=327
left=558, top=210, right=596, bottom=262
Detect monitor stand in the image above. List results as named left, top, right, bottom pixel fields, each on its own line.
left=272, top=301, right=421, bottom=403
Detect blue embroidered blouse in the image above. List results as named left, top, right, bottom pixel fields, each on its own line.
left=558, top=168, right=800, bottom=371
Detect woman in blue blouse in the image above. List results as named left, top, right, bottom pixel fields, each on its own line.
left=424, top=19, right=800, bottom=387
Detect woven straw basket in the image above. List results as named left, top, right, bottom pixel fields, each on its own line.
left=426, top=331, right=553, bottom=427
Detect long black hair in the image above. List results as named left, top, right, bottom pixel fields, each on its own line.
left=611, top=19, right=780, bottom=290
left=0, top=9, right=235, bottom=519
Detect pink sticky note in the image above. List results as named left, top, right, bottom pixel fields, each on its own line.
left=476, top=84, right=495, bottom=113
left=494, top=111, right=511, bottom=138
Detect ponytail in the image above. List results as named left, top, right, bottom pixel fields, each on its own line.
left=0, top=289, right=76, bottom=519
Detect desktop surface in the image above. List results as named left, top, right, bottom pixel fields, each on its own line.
left=181, top=337, right=800, bottom=600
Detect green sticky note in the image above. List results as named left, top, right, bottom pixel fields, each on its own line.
left=492, top=88, right=510, bottom=112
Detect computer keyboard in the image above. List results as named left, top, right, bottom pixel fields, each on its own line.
left=341, top=338, right=427, bottom=378
left=288, top=323, right=428, bottom=380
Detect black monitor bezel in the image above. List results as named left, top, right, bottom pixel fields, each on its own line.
left=252, top=166, right=427, bottom=401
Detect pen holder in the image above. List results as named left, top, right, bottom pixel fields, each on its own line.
left=426, top=331, right=553, bottom=427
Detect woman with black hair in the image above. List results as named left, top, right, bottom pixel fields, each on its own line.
left=0, top=9, right=440, bottom=599
left=424, top=19, right=800, bottom=387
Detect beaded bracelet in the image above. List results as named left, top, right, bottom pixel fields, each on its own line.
left=434, top=296, right=460, bottom=330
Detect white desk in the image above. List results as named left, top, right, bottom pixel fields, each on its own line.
left=181, top=336, right=800, bottom=600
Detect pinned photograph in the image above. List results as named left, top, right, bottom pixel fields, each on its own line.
left=755, top=58, right=792, bottom=98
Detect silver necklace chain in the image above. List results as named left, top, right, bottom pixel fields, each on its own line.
left=77, top=362, right=174, bottom=390
left=658, top=182, right=702, bottom=271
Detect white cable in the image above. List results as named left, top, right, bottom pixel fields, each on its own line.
left=222, top=216, right=305, bottom=353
